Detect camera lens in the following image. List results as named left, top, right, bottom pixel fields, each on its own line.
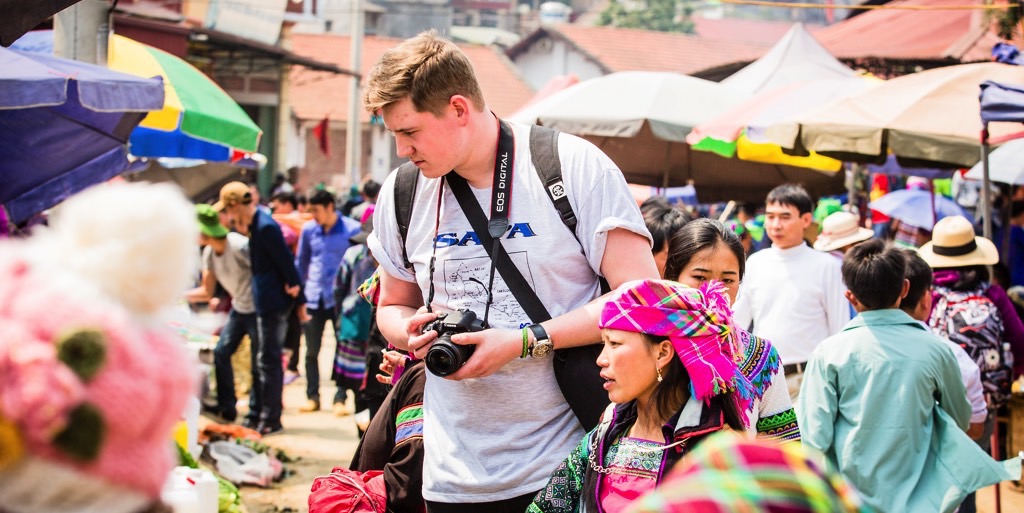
left=425, top=335, right=476, bottom=377
left=426, top=340, right=461, bottom=377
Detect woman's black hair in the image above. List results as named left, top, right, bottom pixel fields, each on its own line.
left=643, top=334, right=746, bottom=432
left=935, top=264, right=990, bottom=291
left=643, top=335, right=688, bottom=423
left=643, top=202, right=692, bottom=254
left=663, top=218, right=746, bottom=281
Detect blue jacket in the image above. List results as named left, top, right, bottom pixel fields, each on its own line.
left=249, top=208, right=301, bottom=315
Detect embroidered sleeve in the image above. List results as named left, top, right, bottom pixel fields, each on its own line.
left=756, top=409, right=800, bottom=442
left=738, top=332, right=781, bottom=402
left=741, top=332, right=800, bottom=442
left=528, top=432, right=591, bottom=513
left=394, top=403, right=423, bottom=446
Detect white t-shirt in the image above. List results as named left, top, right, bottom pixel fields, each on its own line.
left=202, top=232, right=254, bottom=314
left=915, top=321, right=989, bottom=423
left=367, top=122, right=650, bottom=502
left=733, top=243, right=850, bottom=366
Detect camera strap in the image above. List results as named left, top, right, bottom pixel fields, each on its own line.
left=425, top=119, right=515, bottom=326
left=447, top=119, right=553, bottom=325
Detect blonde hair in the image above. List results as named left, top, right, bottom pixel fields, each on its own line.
left=363, top=30, right=485, bottom=116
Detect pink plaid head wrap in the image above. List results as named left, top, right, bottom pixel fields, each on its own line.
left=599, top=279, right=752, bottom=410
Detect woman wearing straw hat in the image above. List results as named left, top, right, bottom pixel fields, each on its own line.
left=527, top=279, right=751, bottom=513
left=813, top=211, right=874, bottom=260
left=920, top=215, right=1024, bottom=513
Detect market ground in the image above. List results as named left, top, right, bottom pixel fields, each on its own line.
left=230, top=333, right=362, bottom=513
left=223, top=337, right=1024, bottom=513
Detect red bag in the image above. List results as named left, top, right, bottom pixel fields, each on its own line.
left=309, top=467, right=387, bottom=513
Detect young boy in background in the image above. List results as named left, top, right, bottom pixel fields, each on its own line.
left=798, top=239, right=1019, bottom=513
left=899, top=249, right=987, bottom=439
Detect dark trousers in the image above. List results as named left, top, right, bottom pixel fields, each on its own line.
left=284, top=300, right=302, bottom=372
left=303, top=305, right=336, bottom=402
left=426, top=492, right=537, bottom=513
left=361, top=348, right=388, bottom=421
left=212, top=310, right=259, bottom=418
left=253, top=309, right=287, bottom=427
left=959, top=411, right=996, bottom=513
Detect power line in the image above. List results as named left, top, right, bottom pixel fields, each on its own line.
left=717, top=0, right=1019, bottom=10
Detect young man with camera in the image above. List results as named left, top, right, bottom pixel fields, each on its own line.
left=363, top=31, right=658, bottom=512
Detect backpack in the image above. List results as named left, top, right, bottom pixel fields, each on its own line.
left=927, top=285, right=1013, bottom=409
left=392, top=124, right=610, bottom=431
left=308, top=467, right=387, bottom=513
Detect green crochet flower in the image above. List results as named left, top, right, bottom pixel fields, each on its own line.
left=55, top=328, right=107, bottom=382
left=52, top=403, right=105, bottom=462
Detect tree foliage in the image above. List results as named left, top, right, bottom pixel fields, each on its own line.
left=597, top=0, right=696, bottom=34
left=995, top=5, right=1023, bottom=40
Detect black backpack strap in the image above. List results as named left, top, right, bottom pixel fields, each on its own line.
left=529, top=125, right=610, bottom=294
left=530, top=125, right=579, bottom=241
left=393, top=162, right=420, bottom=270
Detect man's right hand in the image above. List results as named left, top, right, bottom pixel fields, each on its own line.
left=406, top=308, right=439, bottom=360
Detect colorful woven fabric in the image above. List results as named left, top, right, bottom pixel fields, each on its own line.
left=527, top=435, right=589, bottom=513
left=358, top=268, right=381, bottom=306
left=600, top=279, right=752, bottom=409
left=626, top=431, right=870, bottom=513
left=736, top=330, right=778, bottom=403
left=394, top=403, right=423, bottom=446
left=599, top=437, right=664, bottom=512
left=333, top=338, right=367, bottom=383
left=755, top=410, right=800, bottom=441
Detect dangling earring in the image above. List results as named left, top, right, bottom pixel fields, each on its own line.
left=656, top=367, right=663, bottom=383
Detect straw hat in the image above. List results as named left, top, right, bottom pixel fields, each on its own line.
left=918, top=215, right=998, bottom=268
left=813, top=211, right=873, bottom=252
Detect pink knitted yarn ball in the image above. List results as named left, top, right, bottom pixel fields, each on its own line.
left=0, top=249, right=195, bottom=497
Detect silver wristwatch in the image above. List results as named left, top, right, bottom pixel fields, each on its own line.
left=528, top=324, right=553, bottom=358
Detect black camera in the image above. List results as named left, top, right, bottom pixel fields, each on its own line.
left=422, top=309, right=485, bottom=377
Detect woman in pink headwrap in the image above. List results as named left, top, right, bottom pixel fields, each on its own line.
left=527, top=279, right=752, bottom=513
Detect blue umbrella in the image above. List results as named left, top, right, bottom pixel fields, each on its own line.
left=868, top=189, right=972, bottom=230
left=867, top=154, right=956, bottom=180
left=0, top=45, right=164, bottom=224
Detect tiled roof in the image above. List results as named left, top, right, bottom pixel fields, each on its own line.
left=533, top=24, right=771, bottom=76
left=290, top=33, right=535, bottom=122
left=815, top=0, right=1020, bottom=62
left=691, top=16, right=816, bottom=46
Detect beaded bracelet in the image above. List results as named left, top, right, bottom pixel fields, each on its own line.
left=520, top=327, right=530, bottom=358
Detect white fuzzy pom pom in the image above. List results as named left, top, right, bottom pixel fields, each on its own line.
left=46, top=183, right=199, bottom=315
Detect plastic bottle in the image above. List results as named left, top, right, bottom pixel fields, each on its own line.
left=188, top=468, right=219, bottom=513
left=161, top=468, right=200, bottom=513
left=184, top=395, right=200, bottom=459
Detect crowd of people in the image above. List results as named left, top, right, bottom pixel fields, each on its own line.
left=304, top=30, right=1024, bottom=513
left=161, top=30, right=1024, bottom=513
left=184, top=178, right=383, bottom=437
left=10, top=27, right=1023, bottom=513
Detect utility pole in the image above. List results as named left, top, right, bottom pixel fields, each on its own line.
left=345, top=0, right=365, bottom=188
left=54, top=0, right=109, bottom=65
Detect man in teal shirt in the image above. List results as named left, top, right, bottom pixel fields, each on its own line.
left=798, top=239, right=1020, bottom=513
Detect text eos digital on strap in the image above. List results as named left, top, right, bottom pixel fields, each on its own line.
left=487, top=119, right=516, bottom=239
left=427, top=119, right=517, bottom=326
